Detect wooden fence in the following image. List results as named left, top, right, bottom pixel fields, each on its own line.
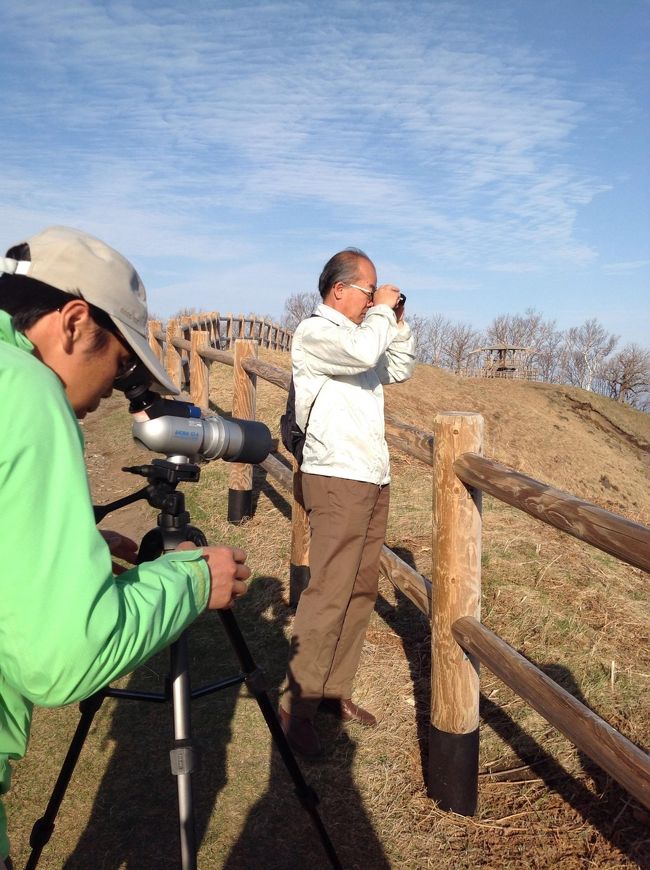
left=151, top=312, right=292, bottom=357
left=457, top=366, right=539, bottom=381
left=148, top=317, right=650, bottom=818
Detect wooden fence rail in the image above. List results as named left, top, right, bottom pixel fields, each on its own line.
left=149, top=315, right=650, bottom=820
left=453, top=453, right=650, bottom=572
left=152, top=313, right=292, bottom=352
left=452, top=616, right=650, bottom=811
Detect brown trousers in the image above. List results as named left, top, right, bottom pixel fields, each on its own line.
left=282, top=474, right=390, bottom=719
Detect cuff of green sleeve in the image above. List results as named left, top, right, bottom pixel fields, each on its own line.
left=165, top=549, right=210, bottom=612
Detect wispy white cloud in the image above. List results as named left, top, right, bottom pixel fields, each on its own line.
left=0, top=0, right=646, bottom=339
left=487, top=262, right=541, bottom=274
left=602, top=259, right=650, bottom=274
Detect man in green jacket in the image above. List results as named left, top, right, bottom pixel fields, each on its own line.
left=0, top=226, right=251, bottom=867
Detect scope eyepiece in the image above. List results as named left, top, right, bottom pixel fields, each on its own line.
left=114, top=359, right=150, bottom=394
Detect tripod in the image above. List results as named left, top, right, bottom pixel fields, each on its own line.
left=26, top=458, right=341, bottom=870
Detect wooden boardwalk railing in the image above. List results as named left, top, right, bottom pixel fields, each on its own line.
left=151, top=312, right=292, bottom=355
left=149, top=316, right=650, bottom=819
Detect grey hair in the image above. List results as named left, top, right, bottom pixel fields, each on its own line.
left=317, top=248, right=373, bottom=300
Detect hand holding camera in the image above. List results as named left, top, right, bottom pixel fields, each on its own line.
left=374, top=284, right=406, bottom=321
left=176, top=542, right=251, bottom=609
left=394, top=292, right=406, bottom=322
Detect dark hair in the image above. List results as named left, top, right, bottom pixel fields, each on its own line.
left=0, top=273, right=115, bottom=352
left=317, top=248, right=373, bottom=300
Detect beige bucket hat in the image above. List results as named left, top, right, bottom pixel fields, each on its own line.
left=0, top=225, right=179, bottom=395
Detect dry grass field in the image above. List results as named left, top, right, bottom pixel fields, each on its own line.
left=5, top=350, right=649, bottom=869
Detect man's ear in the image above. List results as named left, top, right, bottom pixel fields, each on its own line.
left=58, top=299, right=92, bottom=352
left=331, top=281, right=345, bottom=302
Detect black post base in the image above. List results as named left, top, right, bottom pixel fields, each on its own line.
left=289, top=564, right=310, bottom=607
left=227, top=488, right=252, bottom=523
left=427, top=725, right=479, bottom=816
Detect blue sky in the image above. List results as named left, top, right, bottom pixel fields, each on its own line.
left=1, top=0, right=648, bottom=344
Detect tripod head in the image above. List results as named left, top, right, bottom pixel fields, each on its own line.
left=123, top=456, right=199, bottom=510
left=114, top=458, right=209, bottom=557
left=93, top=457, right=201, bottom=533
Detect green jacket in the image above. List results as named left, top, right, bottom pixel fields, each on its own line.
left=0, top=310, right=211, bottom=859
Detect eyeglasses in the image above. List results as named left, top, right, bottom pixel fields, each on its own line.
left=343, top=282, right=375, bottom=300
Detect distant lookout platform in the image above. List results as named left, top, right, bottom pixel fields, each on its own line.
left=459, top=344, right=539, bottom=381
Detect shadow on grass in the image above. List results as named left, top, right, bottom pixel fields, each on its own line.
left=480, top=666, right=650, bottom=867
left=223, top=577, right=390, bottom=870
left=56, top=575, right=386, bottom=869
left=375, top=545, right=431, bottom=785
left=61, top=615, right=243, bottom=867
left=375, top=571, right=649, bottom=867
left=252, top=461, right=292, bottom=521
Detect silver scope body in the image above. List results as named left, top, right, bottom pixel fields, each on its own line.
left=132, top=413, right=272, bottom=464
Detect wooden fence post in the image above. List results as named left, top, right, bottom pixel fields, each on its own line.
left=190, top=330, right=210, bottom=410
left=289, top=461, right=311, bottom=606
left=226, top=313, right=234, bottom=350
left=429, top=412, right=483, bottom=815
left=165, top=318, right=182, bottom=390
left=228, top=338, right=258, bottom=522
left=211, top=312, right=220, bottom=348
left=148, top=319, right=163, bottom=363
left=180, top=315, right=192, bottom=388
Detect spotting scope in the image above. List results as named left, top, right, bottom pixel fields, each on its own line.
left=114, top=361, right=272, bottom=464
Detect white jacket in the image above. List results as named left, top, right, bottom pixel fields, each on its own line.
left=293, top=302, right=416, bottom=485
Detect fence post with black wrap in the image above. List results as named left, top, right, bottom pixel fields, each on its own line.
left=429, top=412, right=483, bottom=815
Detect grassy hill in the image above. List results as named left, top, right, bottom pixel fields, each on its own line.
left=383, top=362, right=650, bottom=523
left=6, top=353, right=649, bottom=869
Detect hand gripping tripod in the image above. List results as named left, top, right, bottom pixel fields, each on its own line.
left=26, top=458, right=341, bottom=870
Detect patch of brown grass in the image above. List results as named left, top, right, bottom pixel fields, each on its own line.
left=384, top=365, right=650, bottom=525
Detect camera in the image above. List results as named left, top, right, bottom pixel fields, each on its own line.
left=398, top=293, right=406, bottom=306
left=114, top=362, right=272, bottom=464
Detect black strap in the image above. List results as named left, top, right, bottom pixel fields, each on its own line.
left=298, top=313, right=322, bottom=440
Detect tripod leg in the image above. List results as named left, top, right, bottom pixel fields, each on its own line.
left=25, top=691, right=105, bottom=870
left=218, top=610, right=342, bottom=870
left=169, top=634, right=198, bottom=870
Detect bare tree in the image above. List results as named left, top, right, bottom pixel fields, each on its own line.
left=404, top=312, right=455, bottom=366
left=423, top=313, right=454, bottom=368
left=485, top=313, right=511, bottom=345
left=443, top=322, right=482, bottom=372
left=598, top=343, right=650, bottom=407
left=281, top=291, right=320, bottom=331
left=485, top=308, right=564, bottom=380
left=561, top=318, right=618, bottom=392
left=485, top=308, right=547, bottom=347
left=405, top=313, right=434, bottom=363
left=171, top=305, right=199, bottom=319
left=532, top=324, right=564, bottom=383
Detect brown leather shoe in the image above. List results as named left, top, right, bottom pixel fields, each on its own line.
left=278, top=706, right=322, bottom=756
left=321, top=698, right=377, bottom=727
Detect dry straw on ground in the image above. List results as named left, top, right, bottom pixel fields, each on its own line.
left=5, top=350, right=649, bottom=869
